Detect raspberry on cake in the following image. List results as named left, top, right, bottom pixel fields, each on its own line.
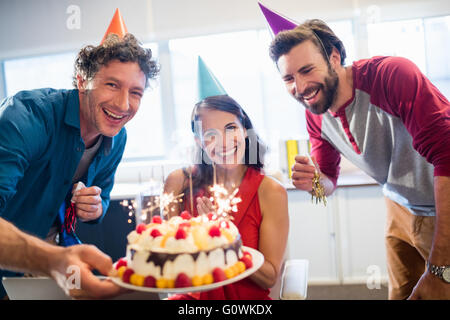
left=116, top=215, right=252, bottom=288
left=180, top=211, right=192, bottom=220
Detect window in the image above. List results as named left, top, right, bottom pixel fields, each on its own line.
left=367, top=19, right=427, bottom=73
left=3, top=43, right=164, bottom=160
left=328, top=20, right=356, bottom=66
left=169, top=31, right=266, bottom=140
left=4, top=52, right=76, bottom=96
left=367, top=15, right=450, bottom=98
left=123, top=43, right=164, bottom=160
left=423, top=16, right=450, bottom=97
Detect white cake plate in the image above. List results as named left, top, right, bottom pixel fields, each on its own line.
left=110, top=246, right=264, bottom=293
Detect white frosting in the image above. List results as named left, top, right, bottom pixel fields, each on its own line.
left=228, top=222, right=239, bottom=237
left=168, top=216, right=183, bottom=226
left=128, top=248, right=161, bottom=277
left=225, top=249, right=238, bottom=268
left=127, top=231, right=139, bottom=244
left=195, top=251, right=209, bottom=276
left=164, top=234, right=197, bottom=253
left=162, top=259, right=174, bottom=279
left=171, top=254, right=196, bottom=278
left=137, top=234, right=161, bottom=249
left=208, top=248, right=225, bottom=269
left=206, top=235, right=229, bottom=249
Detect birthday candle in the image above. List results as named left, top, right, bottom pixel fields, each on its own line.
left=189, top=166, right=194, bottom=215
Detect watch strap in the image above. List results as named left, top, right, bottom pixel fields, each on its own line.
left=427, top=261, right=450, bottom=283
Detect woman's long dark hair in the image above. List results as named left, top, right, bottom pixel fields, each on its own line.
left=183, top=94, right=267, bottom=193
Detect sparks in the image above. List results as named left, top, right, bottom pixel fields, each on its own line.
left=120, top=191, right=184, bottom=223
left=157, top=192, right=185, bottom=218
left=209, top=184, right=242, bottom=220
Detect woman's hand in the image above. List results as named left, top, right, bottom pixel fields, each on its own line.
left=196, top=196, right=215, bottom=215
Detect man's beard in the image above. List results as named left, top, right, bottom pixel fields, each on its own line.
left=296, top=66, right=339, bottom=115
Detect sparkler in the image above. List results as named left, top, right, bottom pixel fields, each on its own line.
left=311, top=172, right=327, bottom=206
left=120, top=191, right=184, bottom=224
left=212, top=162, right=217, bottom=186
left=208, top=184, right=242, bottom=220
left=158, top=191, right=185, bottom=218
left=188, top=166, right=194, bottom=215
left=308, top=155, right=327, bottom=206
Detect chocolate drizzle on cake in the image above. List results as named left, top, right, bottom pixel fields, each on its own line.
left=224, top=237, right=243, bottom=265
left=130, top=248, right=137, bottom=260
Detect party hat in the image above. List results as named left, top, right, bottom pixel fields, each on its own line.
left=258, top=2, right=297, bottom=36
left=101, top=8, right=128, bottom=44
left=197, top=56, right=227, bottom=101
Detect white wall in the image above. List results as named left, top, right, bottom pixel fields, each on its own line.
left=1, top=0, right=449, bottom=59
left=150, top=0, right=450, bottom=39
left=0, top=0, right=152, bottom=59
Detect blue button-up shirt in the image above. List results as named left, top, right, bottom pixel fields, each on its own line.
left=0, top=88, right=127, bottom=295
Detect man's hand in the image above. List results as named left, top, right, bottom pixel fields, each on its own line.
left=48, top=244, right=127, bottom=299
left=72, top=185, right=103, bottom=222
left=291, top=155, right=336, bottom=197
left=291, top=155, right=316, bottom=191
left=408, top=270, right=450, bottom=300
left=410, top=176, right=450, bottom=299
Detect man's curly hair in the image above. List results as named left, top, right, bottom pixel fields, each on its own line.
left=72, top=33, right=159, bottom=88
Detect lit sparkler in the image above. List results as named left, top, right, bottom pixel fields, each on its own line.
left=120, top=191, right=184, bottom=224
left=188, top=166, right=194, bottom=215
left=208, top=184, right=242, bottom=220
left=158, top=192, right=185, bottom=218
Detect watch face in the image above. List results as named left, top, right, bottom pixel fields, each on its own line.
left=443, top=267, right=450, bottom=283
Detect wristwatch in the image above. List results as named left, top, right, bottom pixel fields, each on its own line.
left=427, top=261, right=450, bottom=283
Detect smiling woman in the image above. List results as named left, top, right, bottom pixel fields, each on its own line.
left=188, top=95, right=266, bottom=192
left=164, top=93, right=289, bottom=300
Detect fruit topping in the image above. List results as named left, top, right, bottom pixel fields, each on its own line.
left=175, top=227, right=187, bottom=240
left=115, top=258, right=127, bottom=270
left=208, top=225, right=221, bottom=237
left=240, top=255, right=253, bottom=269
left=180, top=211, right=192, bottom=220
left=150, top=229, right=162, bottom=238
left=122, top=268, right=134, bottom=283
left=144, top=276, right=157, bottom=288
left=175, top=273, right=192, bottom=288
left=136, top=223, right=147, bottom=234
left=212, top=268, right=227, bottom=282
left=152, top=216, right=162, bottom=224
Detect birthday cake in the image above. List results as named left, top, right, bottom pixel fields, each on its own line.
left=115, top=211, right=253, bottom=288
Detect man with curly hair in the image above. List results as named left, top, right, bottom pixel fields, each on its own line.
left=0, top=33, right=159, bottom=299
